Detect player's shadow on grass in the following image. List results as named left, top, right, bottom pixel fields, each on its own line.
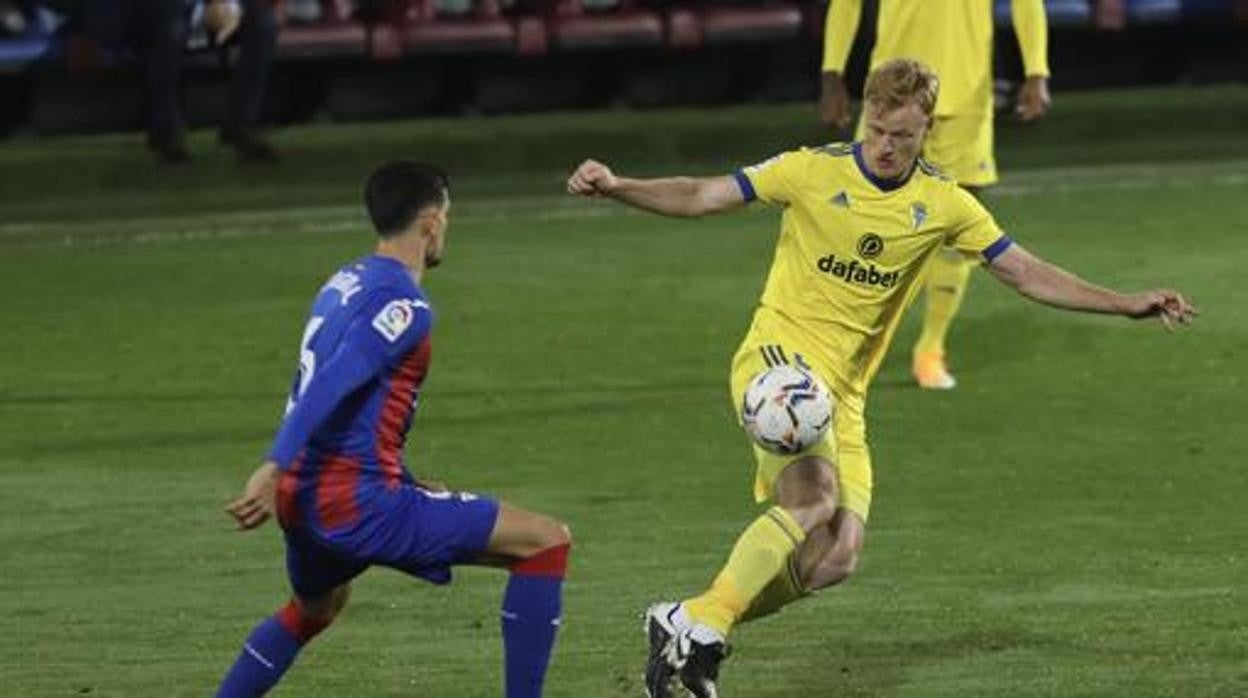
left=740, top=625, right=1058, bottom=696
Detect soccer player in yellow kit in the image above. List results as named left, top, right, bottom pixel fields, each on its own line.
left=821, top=0, right=1053, bottom=389
left=568, top=59, right=1195, bottom=698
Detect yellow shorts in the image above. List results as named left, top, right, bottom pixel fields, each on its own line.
left=856, top=109, right=998, bottom=187
left=729, top=342, right=873, bottom=522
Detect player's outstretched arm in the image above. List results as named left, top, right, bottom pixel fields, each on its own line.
left=567, top=159, right=746, bottom=218
left=226, top=461, right=280, bottom=531
left=987, top=243, right=1197, bottom=330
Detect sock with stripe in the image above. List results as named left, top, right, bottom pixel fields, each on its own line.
left=502, top=544, right=570, bottom=698
left=738, top=552, right=808, bottom=624
left=216, top=600, right=330, bottom=698
left=914, top=248, right=973, bottom=357
left=683, top=506, right=806, bottom=637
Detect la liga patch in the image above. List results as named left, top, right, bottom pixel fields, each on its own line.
left=372, top=299, right=426, bottom=342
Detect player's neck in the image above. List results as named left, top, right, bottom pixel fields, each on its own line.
left=375, top=237, right=426, bottom=282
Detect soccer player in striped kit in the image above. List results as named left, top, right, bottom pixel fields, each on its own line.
left=216, top=161, right=571, bottom=697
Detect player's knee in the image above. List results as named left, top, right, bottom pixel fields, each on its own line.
left=511, top=521, right=572, bottom=578
left=534, top=515, right=572, bottom=550
left=551, top=521, right=572, bottom=548
left=775, top=455, right=840, bottom=532
left=279, top=590, right=347, bottom=643
left=298, top=585, right=350, bottom=622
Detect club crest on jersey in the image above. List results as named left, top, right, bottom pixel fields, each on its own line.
left=857, top=233, right=884, bottom=260
left=829, top=190, right=851, bottom=208
left=911, top=202, right=928, bottom=230
left=372, top=299, right=426, bottom=342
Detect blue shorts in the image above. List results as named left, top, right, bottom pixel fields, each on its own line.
left=283, top=484, right=500, bottom=600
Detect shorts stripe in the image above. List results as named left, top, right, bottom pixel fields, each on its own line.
left=760, top=347, right=776, bottom=367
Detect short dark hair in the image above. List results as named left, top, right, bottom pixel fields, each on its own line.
left=364, top=161, right=450, bottom=238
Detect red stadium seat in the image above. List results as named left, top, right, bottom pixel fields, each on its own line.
left=695, top=2, right=803, bottom=45
left=277, top=0, right=370, bottom=59
left=529, top=0, right=664, bottom=50
left=395, top=0, right=519, bottom=54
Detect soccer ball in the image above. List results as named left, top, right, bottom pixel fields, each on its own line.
left=741, top=364, right=834, bottom=455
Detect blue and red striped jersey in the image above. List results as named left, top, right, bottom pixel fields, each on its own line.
left=267, top=254, right=434, bottom=532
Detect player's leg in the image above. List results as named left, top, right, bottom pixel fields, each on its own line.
left=216, top=534, right=365, bottom=697
left=651, top=454, right=835, bottom=698
left=738, top=397, right=872, bottom=622
left=644, top=346, right=842, bottom=697
left=912, top=112, right=997, bottom=389
left=370, top=485, right=570, bottom=698
left=477, top=502, right=573, bottom=698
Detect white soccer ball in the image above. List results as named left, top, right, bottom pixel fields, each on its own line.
left=741, top=364, right=834, bottom=455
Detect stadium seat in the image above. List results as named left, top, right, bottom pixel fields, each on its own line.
left=1181, top=0, right=1233, bottom=18
left=994, top=0, right=1092, bottom=26
left=528, top=0, right=664, bottom=51
left=1127, top=0, right=1183, bottom=22
left=393, top=0, right=519, bottom=54
left=276, top=0, right=369, bottom=59
left=686, top=1, right=804, bottom=47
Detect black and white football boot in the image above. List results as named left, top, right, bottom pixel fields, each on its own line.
left=643, top=602, right=686, bottom=698
left=676, top=631, right=730, bottom=698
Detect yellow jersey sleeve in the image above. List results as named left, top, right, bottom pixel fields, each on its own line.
left=737, top=149, right=813, bottom=206
left=821, top=0, right=864, bottom=74
left=1011, top=0, right=1051, bottom=78
left=944, top=186, right=1012, bottom=262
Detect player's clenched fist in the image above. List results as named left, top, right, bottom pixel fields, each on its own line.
left=567, top=159, right=618, bottom=196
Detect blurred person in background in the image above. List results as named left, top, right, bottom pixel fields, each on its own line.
left=68, top=0, right=278, bottom=163
left=1, top=1, right=29, bottom=36
left=820, top=0, right=1052, bottom=390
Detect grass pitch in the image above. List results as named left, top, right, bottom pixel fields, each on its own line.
left=1, top=87, right=1246, bottom=696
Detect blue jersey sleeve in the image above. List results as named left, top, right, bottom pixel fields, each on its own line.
left=267, top=289, right=432, bottom=470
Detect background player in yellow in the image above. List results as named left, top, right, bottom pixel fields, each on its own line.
left=567, top=59, right=1194, bottom=698
left=821, top=0, right=1053, bottom=389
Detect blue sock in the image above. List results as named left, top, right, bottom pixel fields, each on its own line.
left=216, top=616, right=304, bottom=698
left=501, top=546, right=568, bottom=698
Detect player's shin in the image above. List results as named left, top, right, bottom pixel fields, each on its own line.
left=502, top=544, right=571, bottom=698
left=684, top=506, right=807, bottom=638
left=215, top=600, right=332, bottom=698
left=737, top=552, right=808, bottom=624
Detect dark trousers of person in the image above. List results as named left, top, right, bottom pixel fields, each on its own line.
left=80, top=0, right=276, bottom=144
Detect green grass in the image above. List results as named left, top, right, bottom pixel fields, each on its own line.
left=2, top=87, right=1247, bottom=696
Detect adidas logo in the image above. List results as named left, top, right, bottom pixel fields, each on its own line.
left=829, top=191, right=850, bottom=208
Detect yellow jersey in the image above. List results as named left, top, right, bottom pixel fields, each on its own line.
left=735, top=143, right=1010, bottom=398
left=822, top=0, right=1050, bottom=115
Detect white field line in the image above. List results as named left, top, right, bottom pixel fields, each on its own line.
left=2, top=159, right=1246, bottom=250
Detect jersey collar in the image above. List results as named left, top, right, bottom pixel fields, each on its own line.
left=852, top=142, right=914, bottom=192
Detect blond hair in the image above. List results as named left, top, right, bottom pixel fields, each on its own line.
left=864, top=58, right=939, bottom=117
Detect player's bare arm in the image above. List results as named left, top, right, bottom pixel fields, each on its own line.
left=819, top=71, right=853, bottom=130
left=226, top=461, right=280, bottom=531
left=567, top=159, right=745, bottom=217
left=987, top=243, right=1197, bottom=329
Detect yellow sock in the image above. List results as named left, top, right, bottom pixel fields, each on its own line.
left=738, top=552, right=807, bottom=624
left=914, top=248, right=973, bottom=357
left=684, top=507, right=806, bottom=637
